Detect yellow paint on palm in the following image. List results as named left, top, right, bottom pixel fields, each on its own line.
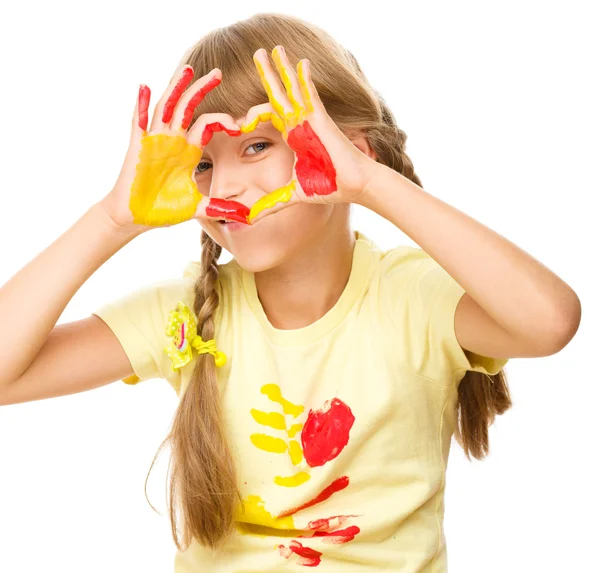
left=235, top=494, right=295, bottom=535
left=248, top=180, right=296, bottom=223
left=250, top=433, right=287, bottom=453
left=129, top=134, right=202, bottom=226
left=288, top=440, right=303, bottom=465
left=261, top=383, right=305, bottom=417
left=274, top=471, right=311, bottom=487
left=250, top=409, right=286, bottom=430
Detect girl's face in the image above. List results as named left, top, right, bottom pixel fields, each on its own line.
left=195, top=117, right=343, bottom=273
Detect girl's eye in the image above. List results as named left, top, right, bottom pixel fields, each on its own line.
left=246, top=141, right=271, bottom=155
left=194, top=141, right=271, bottom=174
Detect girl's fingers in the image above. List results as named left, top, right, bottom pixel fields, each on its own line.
left=135, top=84, right=151, bottom=134
left=193, top=195, right=252, bottom=224
left=247, top=179, right=300, bottom=224
left=240, top=102, right=285, bottom=134
left=271, top=46, right=305, bottom=120
left=186, top=112, right=242, bottom=149
left=297, top=58, right=321, bottom=113
left=170, top=68, right=223, bottom=132
left=253, top=48, right=294, bottom=121
left=148, top=65, right=194, bottom=133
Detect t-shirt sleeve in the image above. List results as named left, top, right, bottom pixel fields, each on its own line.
left=379, top=246, right=509, bottom=384
left=91, top=276, right=197, bottom=392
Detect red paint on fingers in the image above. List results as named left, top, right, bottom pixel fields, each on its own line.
left=287, top=121, right=337, bottom=196
left=138, top=84, right=151, bottom=131
left=181, top=76, right=222, bottom=130
left=206, top=198, right=250, bottom=224
left=201, top=121, right=242, bottom=147
left=162, top=67, right=194, bottom=124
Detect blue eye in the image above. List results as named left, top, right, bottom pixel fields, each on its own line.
left=246, top=141, right=271, bottom=155
left=194, top=141, right=271, bottom=174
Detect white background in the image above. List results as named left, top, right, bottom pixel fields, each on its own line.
left=0, top=1, right=598, bottom=571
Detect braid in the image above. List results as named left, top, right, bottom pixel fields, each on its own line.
left=194, top=230, right=223, bottom=334
left=161, top=229, right=241, bottom=552
left=365, top=94, right=423, bottom=189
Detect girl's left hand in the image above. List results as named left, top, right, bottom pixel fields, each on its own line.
left=243, top=45, right=377, bottom=224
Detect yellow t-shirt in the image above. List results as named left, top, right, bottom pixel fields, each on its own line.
left=93, top=230, right=508, bottom=572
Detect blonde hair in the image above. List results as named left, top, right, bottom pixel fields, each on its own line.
left=145, top=12, right=512, bottom=553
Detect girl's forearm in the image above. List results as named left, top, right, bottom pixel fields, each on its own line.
left=355, top=163, right=580, bottom=348
left=0, top=203, right=144, bottom=386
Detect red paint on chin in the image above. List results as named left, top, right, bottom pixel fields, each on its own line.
left=138, top=84, right=151, bottom=131
left=206, top=198, right=250, bottom=224
left=287, top=121, right=337, bottom=196
left=301, top=398, right=355, bottom=467
left=277, top=476, right=349, bottom=519
left=162, top=67, right=194, bottom=124
left=181, top=76, right=222, bottom=130
left=200, top=121, right=242, bottom=147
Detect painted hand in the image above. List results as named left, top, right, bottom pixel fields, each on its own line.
left=243, top=46, right=377, bottom=224
left=103, top=65, right=251, bottom=231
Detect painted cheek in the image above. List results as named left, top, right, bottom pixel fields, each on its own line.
left=287, top=121, right=337, bottom=196
left=206, top=197, right=251, bottom=224
left=129, top=134, right=202, bottom=226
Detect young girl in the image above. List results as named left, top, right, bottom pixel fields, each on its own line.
left=0, top=12, right=580, bottom=572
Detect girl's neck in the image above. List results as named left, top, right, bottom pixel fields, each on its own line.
left=254, top=221, right=356, bottom=331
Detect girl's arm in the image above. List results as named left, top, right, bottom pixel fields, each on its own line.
left=0, top=203, right=144, bottom=387
left=355, top=164, right=581, bottom=357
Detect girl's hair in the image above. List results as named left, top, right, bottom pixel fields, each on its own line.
left=144, top=12, right=512, bottom=553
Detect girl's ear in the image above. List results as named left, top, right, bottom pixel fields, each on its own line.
left=348, top=133, right=378, bottom=161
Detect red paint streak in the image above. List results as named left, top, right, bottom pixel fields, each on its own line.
left=287, top=121, right=337, bottom=196
left=277, top=476, right=349, bottom=518
left=278, top=541, right=322, bottom=567
left=162, top=67, right=194, bottom=124
left=312, top=525, right=360, bottom=544
left=177, top=323, right=185, bottom=350
left=200, top=121, right=242, bottom=147
left=181, top=76, right=222, bottom=130
left=307, top=515, right=359, bottom=531
left=137, top=84, right=151, bottom=131
left=301, top=398, right=355, bottom=467
left=205, top=198, right=250, bottom=224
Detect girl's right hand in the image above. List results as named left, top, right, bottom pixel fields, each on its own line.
left=99, top=65, right=251, bottom=233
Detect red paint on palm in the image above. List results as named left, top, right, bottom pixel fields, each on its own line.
left=301, top=398, right=355, bottom=467
left=181, top=76, right=222, bottom=130
left=287, top=121, right=337, bottom=196
left=162, top=67, right=194, bottom=124
left=138, top=84, right=151, bottom=131
left=206, top=198, right=250, bottom=224
left=277, top=476, right=349, bottom=519
left=201, top=122, right=242, bottom=147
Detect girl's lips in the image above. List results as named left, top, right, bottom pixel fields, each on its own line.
left=218, top=216, right=262, bottom=231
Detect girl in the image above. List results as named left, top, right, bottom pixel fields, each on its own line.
left=0, top=12, right=580, bottom=573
